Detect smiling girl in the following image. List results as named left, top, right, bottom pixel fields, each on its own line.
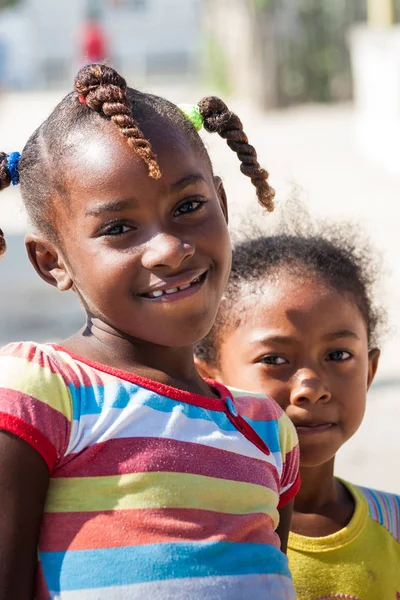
left=0, top=64, right=299, bottom=599
left=195, top=218, right=400, bottom=599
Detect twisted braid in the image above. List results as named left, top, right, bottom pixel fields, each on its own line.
left=198, top=97, right=275, bottom=211
left=74, top=64, right=161, bottom=179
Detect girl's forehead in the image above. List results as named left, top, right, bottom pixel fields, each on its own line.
left=62, top=124, right=211, bottom=202
left=234, top=273, right=366, bottom=331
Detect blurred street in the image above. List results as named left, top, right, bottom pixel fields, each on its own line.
left=1, top=87, right=400, bottom=492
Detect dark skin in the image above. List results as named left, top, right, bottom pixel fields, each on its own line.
left=0, top=122, right=291, bottom=599
left=0, top=433, right=49, bottom=600
left=197, top=272, right=380, bottom=538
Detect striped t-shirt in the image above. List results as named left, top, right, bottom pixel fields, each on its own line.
left=0, top=342, right=300, bottom=599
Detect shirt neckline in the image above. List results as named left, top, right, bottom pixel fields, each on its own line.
left=49, top=343, right=231, bottom=412
left=288, top=479, right=368, bottom=553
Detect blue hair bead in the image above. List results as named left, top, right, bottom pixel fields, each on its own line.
left=6, top=152, right=21, bottom=186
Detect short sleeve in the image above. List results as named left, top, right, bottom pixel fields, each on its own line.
left=226, top=385, right=300, bottom=509
left=0, top=342, right=72, bottom=472
left=277, top=410, right=300, bottom=508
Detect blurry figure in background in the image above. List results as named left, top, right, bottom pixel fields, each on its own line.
left=80, top=9, right=107, bottom=65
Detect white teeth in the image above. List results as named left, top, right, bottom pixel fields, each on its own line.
left=147, top=274, right=204, bottom=298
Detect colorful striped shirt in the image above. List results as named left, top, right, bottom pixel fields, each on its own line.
left=288, top=479, right=400, bottom=599
left=0, top=342, right=300, bottom=599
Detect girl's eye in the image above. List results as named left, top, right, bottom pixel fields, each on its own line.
left=327, top=350, right=352, bottom=362
left=259, top=355, right=288, bottom=366
left=174, top=198, right=206, bottom=217
left=102, top=223, right=133, bottom=236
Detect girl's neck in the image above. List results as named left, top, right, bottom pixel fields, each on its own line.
left=292, top=458, right=355, bottom=537
left=62, top=318, right=215, bottom=398
left=295, top=459, right=337, bottom=512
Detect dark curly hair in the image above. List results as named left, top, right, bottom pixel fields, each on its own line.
left=0, top=63, right=275, bottom=256
left=195, top=217, right=386, bottom=367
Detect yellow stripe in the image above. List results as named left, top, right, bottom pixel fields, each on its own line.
left=0, top=355, right=72, bottom=420
left=45, top=471, right=277, bottom=514
left=278, top=412, right=298, bottom=460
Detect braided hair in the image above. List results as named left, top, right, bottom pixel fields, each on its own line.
left=75, top=64, right=161, bottom=180
left=0, top=63, right=274, bottom=256
left=199, top=97, right=274, bottom=211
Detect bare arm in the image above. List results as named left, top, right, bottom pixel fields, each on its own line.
left=0, top=431, right=49, bottom=600
left=276, top=500, right=293, bottom=554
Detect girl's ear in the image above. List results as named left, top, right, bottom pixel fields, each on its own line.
left=213, top=176, right=228, bottom=224
left=194, top=355, right=221, bottom=381
left=367, top=348, right=380, bottom=390
left=25, top=234, right=73, bottom=292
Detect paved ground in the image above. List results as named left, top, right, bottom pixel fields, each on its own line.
left=1, top=88, right=400, bottom=492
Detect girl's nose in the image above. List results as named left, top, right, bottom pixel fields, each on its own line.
left=289, top=370, right=331, bottom=406
left=141, top=233, right=195, bottom=270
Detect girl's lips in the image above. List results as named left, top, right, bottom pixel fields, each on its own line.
left=141, top=271, right=208, bottom=302
left=295, top=423, right=334, bottom=435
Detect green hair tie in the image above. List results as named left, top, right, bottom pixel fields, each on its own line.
left=178, top=104, right=203, bottom=131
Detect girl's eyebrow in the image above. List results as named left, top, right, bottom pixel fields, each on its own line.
left=249, top=330, right=360, bottom=346
left=322, top=330, right=360, bottom=341
left=249, top=334, right=297, bottom=346
left=170, top=174, right=206, bottom=191
left=85, top=198, right=137, bottom=217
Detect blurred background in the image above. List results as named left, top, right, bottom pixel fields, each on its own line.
left=1, top=0, right=400, bottom=491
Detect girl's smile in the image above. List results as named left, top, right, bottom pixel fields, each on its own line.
left=138, top=269, right=208, bottom=300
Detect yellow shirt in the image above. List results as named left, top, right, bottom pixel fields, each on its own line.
left=288, top=480, right=400, bottom=600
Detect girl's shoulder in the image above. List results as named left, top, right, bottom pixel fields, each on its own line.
left=0, top=341, right=73, bottom=380
left=350, top=481, right=400, bottom=544
left=0, top=341, right=76, bottom=470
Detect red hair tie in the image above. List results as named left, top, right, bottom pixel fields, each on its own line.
left=78, top=95, right=86, bottom=104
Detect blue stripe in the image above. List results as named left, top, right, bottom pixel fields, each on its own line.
left=367, top=488, right=385, bottom=523
left=69, top=382, right=235, bottom=431
left=41, top=541, right=290, bottom=592
left=243, top=416, right=280, bottom=454
left=68, top=383, right=281, bottom=451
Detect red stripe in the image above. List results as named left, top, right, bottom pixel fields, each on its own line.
left=0, top=412, right=57, bottom=472
left=278, top=473, right=301, bottom=509
left=233, top=393, right=281, bottom=422
left=40, top=508, right=278, bottom=551
left=51, top=345, right=230, bottom=410
left=0, top=389, right=70, bottom=461
left=24, top=343, right=105, bottom=388
left=55, top=436, right=279, bottom=489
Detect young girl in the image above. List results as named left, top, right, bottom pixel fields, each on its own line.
left=0, top=64, right=299, bottom=599
left=195, top=217, right=400, bottom=599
